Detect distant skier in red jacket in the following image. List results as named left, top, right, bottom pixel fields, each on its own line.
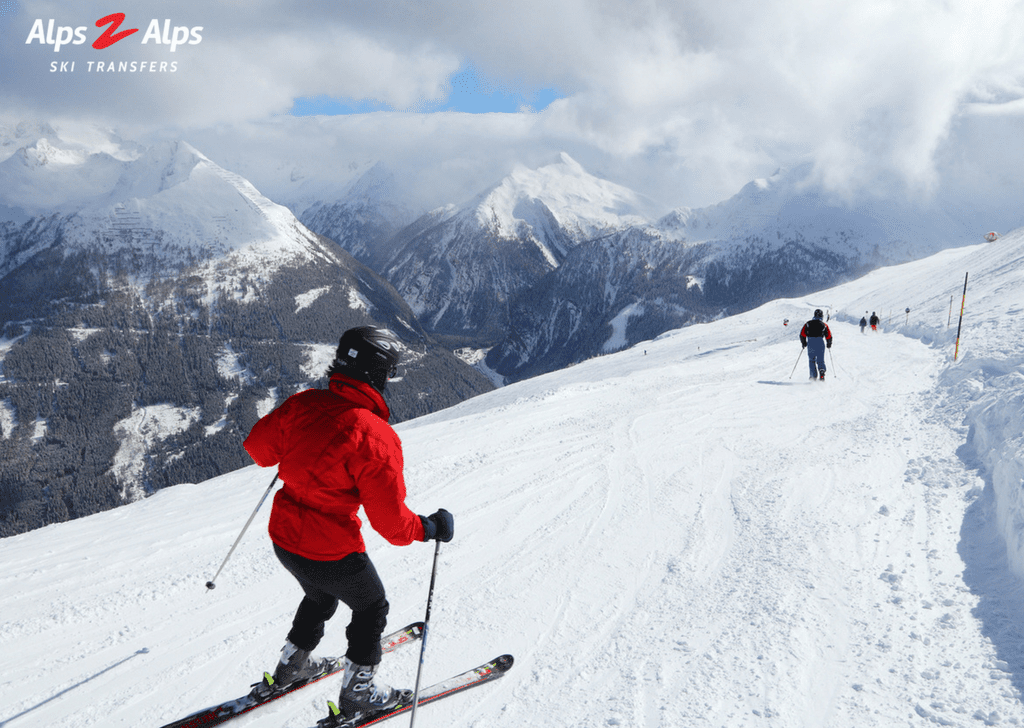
left=243, top=326, right=453, bottom=723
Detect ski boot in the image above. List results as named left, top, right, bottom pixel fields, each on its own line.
left=320, top=658, right=411, bottom=726
left=249, top=641, right=331, bottom=701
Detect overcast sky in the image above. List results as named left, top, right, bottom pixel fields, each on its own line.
left=2, top=0, right=1023, bottom=226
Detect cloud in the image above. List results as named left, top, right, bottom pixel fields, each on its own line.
left=2, top=0, right=1024, bottom=218
left=0, top=1, right=461, bottom=131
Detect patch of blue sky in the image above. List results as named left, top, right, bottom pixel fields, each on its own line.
left=291, top=63, right=563, bottom=116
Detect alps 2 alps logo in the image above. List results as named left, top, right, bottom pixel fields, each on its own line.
left=26, top=13, right=203, bottom=52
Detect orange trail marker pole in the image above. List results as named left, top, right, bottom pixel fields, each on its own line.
left=954, top=272, right=968, bottom=361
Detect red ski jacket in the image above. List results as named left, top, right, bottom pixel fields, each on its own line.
left=243, top=373, right=425, bottom=561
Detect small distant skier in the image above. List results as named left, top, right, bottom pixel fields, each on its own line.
left=860, top=316, right=867, bottom=333
left=869, top=312, right=880, bottom=332
left=800, top=309, right=833, bottom=381
left=243, top=326, right=454, bottom=725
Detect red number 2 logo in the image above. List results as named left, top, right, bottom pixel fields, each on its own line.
left=92, top=13, right=139, bottom=50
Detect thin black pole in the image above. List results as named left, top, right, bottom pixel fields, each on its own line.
left=205, top=473, right=278, bottom=590
left=789, top=348, right=804, bottom=379
left=409, top=540, right=442, bottom=728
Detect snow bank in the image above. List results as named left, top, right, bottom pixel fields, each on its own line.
left=950, top=357, right=1024, bottom=577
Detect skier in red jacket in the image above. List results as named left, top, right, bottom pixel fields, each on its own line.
left=243, top=326, right=453, bottom=723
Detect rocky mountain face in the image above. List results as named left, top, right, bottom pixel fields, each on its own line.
left=0, top=129, right=493, bottom=537
left=485, top=227, right=713, bottom=380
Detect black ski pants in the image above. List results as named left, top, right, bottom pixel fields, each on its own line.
left=273, top=544, right=389, bottom=665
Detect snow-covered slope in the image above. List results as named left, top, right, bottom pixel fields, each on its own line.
left=2, top=228, right=1022, bottom=727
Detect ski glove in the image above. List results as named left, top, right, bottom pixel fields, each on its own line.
left=420, top=508, right=454, bottom=543
left=827, top=342, right=832, bottom=349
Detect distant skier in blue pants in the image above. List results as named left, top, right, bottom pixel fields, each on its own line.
left=800, top=309, right=833, bottom=381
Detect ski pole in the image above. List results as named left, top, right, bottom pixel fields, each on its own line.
left=789, top=348, right=804, bottom=379
left=828, top=348, right=837, bottom=379
left=205, top=473, right=278, bottom=590
left=409, top=539, right=442, bottom=728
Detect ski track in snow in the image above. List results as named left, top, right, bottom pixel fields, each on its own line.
left=1, top=232, right=1023, bottom=728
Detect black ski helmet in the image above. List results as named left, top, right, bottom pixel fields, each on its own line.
left=813, top=309, right=824, bottom=319
left=333, top=326, right=401, bottom=392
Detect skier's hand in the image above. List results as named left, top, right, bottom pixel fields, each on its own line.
left=421, top=509, right=454, bottom=543
left=801, top=343, right=806, bottom=349
left=827, top=342, right=832, bottom=349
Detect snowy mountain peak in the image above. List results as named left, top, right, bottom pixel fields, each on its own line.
left=0, top=120, right=58, bottom=163
left=0, top=121, right=142, bottom=166
left=18, top=136, right=88, bottom=168
left=0, top=127, right=342, bottom=290
left=107, top=140, right=207, bottom=201
left=0, top=124, right=145, bottom=218
left=554, top=150, right=585, bottom=174
left=471, top=152, right=660, bottom=240
left=735, top=163, right=810, bottom=199
left=83, top=141, right=327, bottom=267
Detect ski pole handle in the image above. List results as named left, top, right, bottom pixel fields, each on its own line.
left=205, top=473, right=278, bottom=590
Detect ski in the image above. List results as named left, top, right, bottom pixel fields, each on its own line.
left=316, top=653, right=514, bottom=728
left=158, top=621, right=424, bottom=728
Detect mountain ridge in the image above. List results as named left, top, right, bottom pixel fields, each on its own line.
left=0, top=126, right=494, bottom=537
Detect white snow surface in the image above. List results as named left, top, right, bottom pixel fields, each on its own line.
left=294, top=287, right=331, bottom=314
left=0, top=397, right=14, bottom=438
left=216, top=344, right=254, bottom=385
left=109, top=404, right=203, bottom=501
left=2, top=230, right=1024, bottom=728
left=603, top=302, right=646, bottom=353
